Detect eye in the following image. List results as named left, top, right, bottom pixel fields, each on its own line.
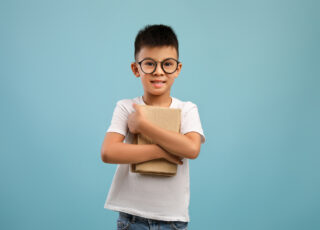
left=164, top=62, right=173, bottom=66
left=145, top=61, right=155, bottom=66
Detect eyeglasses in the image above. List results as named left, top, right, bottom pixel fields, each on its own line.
left=137, top=58, right=180, bottom=74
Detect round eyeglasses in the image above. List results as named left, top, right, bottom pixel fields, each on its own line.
left=137, top=58, right=180, bottom=74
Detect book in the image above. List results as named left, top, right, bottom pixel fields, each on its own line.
left=131, top=105, right=181, bottom=176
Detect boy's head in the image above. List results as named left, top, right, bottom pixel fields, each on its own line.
left=134, top=24, right=179, bottom=61
left=131, top=24, right=182, bottom=98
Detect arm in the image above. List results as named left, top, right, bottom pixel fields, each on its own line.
left=140, top=120, right=201, bottom=159
left=100, top=132, right=184, bottom=165
left=128, top=104, right=202, bottom=159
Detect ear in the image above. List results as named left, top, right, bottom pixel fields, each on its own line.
left=131, top=62, right=140, bottom=77
left=173, top=62, right=182, bottom=79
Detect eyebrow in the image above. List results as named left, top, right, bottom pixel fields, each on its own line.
left=142, top=57, right=177, bottom=61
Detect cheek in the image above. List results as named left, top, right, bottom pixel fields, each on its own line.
left=168, top=76, right=176, bottom=83
left=140, top=76, right=150, bottom=85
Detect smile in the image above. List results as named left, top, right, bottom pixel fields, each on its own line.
left=150, top=80, right=166, bottom=88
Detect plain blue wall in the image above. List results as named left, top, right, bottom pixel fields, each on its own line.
left=1, top=0, right=319, bottom=229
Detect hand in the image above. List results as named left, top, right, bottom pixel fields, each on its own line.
left=164, top=152, right=184, bottom=165
left=128, top=103, right=145, bottom=134
left=157, top=145, right=184, bottom=165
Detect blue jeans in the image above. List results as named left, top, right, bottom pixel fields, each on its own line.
left=117, top=211, right=188, bottom=230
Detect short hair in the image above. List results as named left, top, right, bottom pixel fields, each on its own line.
left=134, top=24, right=179, bottom=60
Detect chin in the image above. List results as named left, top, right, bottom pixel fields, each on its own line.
left=146, top=89, right=168, bottom=96
left=149, top=91, right=165, bottom=96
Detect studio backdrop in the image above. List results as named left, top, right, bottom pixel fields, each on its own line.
left=1, top=0, right=319, bottom=229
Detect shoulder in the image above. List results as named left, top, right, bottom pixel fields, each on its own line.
left=116, top=96, right=140, bottom=105
left=174, top=97, right=205, bottom=143
left=114, top=97, right=140, bottom=113
left=172, top=97, right=199, bottom=114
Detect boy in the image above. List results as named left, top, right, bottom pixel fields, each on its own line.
left=101, top=24, right=205, bottom=230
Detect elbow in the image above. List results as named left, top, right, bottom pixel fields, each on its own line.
left=189, top=151, right=199, bottom=160
left=100, top=149, right=108, bottom=163
left=101, top=147, right=112, bottom=163
left=188, top=146, right=200, bottom=160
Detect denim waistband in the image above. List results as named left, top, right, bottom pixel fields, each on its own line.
left=119, top=212, right=146, bottom=224
left=119, top=211, right=170, bottom=224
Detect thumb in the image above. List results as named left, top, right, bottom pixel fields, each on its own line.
left=132, top=103, right=138, bottom=110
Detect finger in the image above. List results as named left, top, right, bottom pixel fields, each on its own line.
left=176, top=156, right=183, bottom=164
left=171, top=155, right=183, bottom=165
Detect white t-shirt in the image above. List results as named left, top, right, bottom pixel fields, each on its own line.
left=104, top=96, right=205, bottom=222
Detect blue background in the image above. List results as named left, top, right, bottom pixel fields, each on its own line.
left=1, top=0, right=319, bottom=229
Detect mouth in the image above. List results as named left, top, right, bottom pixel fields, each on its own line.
left=150, top=80, right=166, bottom=88
left=150, top=80, right=166, bottom=83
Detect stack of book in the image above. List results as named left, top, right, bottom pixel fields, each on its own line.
left=131, top=105, right=181, bottom=176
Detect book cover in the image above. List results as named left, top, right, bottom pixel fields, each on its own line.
left=131, top=105, right=181, bottom=176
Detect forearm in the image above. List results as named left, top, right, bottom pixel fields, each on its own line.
left=139, top=120, right=198, bottom=159
left=101, top=142, right=162, bottom=164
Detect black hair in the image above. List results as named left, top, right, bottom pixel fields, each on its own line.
left=134, top=24, right=179, bottom=60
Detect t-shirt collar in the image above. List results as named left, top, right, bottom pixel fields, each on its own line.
left=139, top=96, right=174, bottom=108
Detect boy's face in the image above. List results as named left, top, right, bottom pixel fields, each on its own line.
left=131, top=46, right=182, bottom=97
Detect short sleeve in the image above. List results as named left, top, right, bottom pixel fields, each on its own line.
left=106, top=100, right=129, bottom=137
left=180, top=102, right=205, bottom=143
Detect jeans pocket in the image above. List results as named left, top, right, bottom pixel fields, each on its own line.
left=170, top=221, right=188, bottom=230
left=117, top=218, right=131, bottom=230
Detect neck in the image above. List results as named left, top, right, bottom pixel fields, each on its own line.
left=142, top=93, right=172, bottom=107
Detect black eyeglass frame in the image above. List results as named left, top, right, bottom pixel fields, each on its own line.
left=136, top=57, right=180, bottom=74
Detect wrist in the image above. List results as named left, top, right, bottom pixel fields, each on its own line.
left=137, top=117, right=148, bottom=134
left=153, top=144, right=165, bottom=159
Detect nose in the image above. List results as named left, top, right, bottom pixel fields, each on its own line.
left=153, top=63, right=165, bottom=76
